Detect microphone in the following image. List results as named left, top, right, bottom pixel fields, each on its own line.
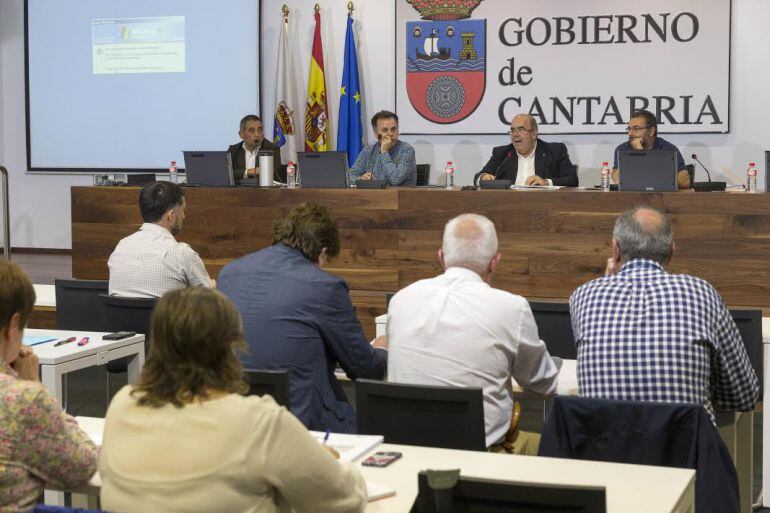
left=691, top=153, right=726, bottom=192
left=493, top=151, right=514, bottom=178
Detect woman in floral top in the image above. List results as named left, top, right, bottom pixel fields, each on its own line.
left=0, top=261, right=98, bottom=512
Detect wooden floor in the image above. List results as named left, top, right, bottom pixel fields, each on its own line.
left=11, top=251, right=72, bottom=284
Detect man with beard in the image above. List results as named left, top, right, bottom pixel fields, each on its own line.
left=108, top=181, right=214, bottom=297
left=474, top=113, right=577, bottom=187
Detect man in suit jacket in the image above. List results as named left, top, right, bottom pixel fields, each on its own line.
left=474, top=114, right=578, bottom=187
left=217, top=202, right=388, bottom=433
left=227, top=114, right=284, bottom=184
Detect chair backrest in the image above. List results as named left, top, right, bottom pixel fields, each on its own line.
left=539, top=396, right=738, bottom=513
left=54, top=278, right=109, bottom=331
left=729, top=308, right=763, bottom=398
left=99, top=294, right=157, bottom=337
left=529, top=300, right=575, bottom=359
left=243, top=369, right=291, bottom=407
left=410, top=470, right=606, bottom=513
left=355, top=379, right=486, bottom=451
left=686, top=163, right=695, bottom=186
left=416, top=164, right=430, bottom=186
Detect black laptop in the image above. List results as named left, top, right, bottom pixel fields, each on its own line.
left=617, top=149, right=677, bottom=192
left=183, top=151, right=234, bottom=186
left=297, top=151, right=349, bottom=188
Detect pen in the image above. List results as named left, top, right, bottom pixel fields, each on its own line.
left=77, top=337, right=90, bottom=347
left=323, top=429, right=331, bottom=446
left=53, top=337, right=76, bottom=347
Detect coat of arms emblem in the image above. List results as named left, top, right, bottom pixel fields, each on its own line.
left=406, top=0, right=486, bottom=124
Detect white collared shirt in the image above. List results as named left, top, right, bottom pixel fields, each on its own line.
left=386, top=266, right=559, bottom=447
left=108, top=223, right=212, bottom=297
left=243, top=143, right=260, bottom=178
left=515, top=143, right=537, bottom=186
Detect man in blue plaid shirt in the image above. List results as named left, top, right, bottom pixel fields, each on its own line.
left=570, top=206, right=758, bottom=422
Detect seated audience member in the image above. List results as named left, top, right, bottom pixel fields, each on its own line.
left=227, top=114, right=284, bottom=183
left=99, top=287, right=367, bottom=513
left=0, top=261, right=98, bottom=512
left=108, top=181, right=214, bottom=297
left=475, top=113, right=577, bottom=187
left=349, top=110, right=417, bottom=186
left=217, top=203, right=387, bottom=433
left=570, top=206, right=758, bottom=422
left=612, top=109, right=690, bottom=189
left=387, top=214, right=559, bottom=454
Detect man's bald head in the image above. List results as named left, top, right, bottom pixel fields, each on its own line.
left=442, top=214, right=499, bottom=275
left=612, top=206, right=674, bottom=265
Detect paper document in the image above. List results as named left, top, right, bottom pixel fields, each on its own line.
left=309, top=431, right=383, bottom=462
left=510, top=184, right=564, bottom=190
left=366, top=480, right=396, bottom=501
left=23, top=335, right=56, bottom=346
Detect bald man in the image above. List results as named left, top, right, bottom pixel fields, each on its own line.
left=474, top=114, right=578, bottom=187
left=570, top=205, right=758, bottom=425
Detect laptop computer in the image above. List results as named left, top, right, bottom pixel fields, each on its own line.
left=617, top=149, right=677, bottom=192
left=183, top=151, right=234, bottom=186
left=297, top=151, right=349, bottom=188
left=125, top=173, right=156, bottom=185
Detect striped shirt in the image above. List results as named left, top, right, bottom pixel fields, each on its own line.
left=570, top=258, right=758, bottom=422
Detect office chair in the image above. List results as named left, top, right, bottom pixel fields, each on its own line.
left=355, top=379, right=486, bottom=451
left=243, top=369, right=291, bottom=408
left=539, top=396, right=738, bottom=513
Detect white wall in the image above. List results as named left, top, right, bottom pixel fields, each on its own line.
left=2, top=0, right=769, bottom=249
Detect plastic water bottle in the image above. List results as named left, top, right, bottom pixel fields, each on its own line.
left=747, top=162, right=758, bottom=193
left=287, top=161, right=296, bottom=189
left=444, top=161, right=455, bottom=190
left=600, top=162, right=611, bottom=192
left=169, top=161, right=178, bottom=184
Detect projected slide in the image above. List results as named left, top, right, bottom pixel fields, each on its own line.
left=92, top=16, right=185, bottom=74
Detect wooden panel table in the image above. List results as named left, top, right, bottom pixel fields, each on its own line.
left=72, top=187, right=770, bottom=337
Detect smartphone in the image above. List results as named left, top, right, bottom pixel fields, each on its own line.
left=361, top=451, right=402, bottom=468
left=103, top=331, right=136, bottom=340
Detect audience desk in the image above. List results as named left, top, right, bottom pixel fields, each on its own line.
left=70, top=417, right=694, bottom=513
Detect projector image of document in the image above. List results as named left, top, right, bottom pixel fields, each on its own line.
left=92, top=16, right=186, bottom=75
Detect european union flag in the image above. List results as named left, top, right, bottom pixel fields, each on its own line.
left=337, top=13, right=363, bottom=167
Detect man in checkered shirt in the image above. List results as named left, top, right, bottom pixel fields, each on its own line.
left=108, top=181, right=214, bottom=298
left=570, top=206, right=758, bottom=422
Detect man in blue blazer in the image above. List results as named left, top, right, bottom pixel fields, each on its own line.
left=474, top=114, right=578, bottom=187
left=217, top=203, right=387, bottom=433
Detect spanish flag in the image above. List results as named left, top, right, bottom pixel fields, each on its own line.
left=305, top=8, right=330, bottom=152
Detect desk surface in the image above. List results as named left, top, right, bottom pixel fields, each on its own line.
left=363, top=443, right=694, bottom=513
left=26, top=329, right=144, bottom=365
left=75, top=418, right=693, bottom=513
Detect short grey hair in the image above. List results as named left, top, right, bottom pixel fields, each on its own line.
left=613, top=206, right=673, bottom=265
left=239, top=114, right=261, bottom=131
left=442, top=214, right=498, bottom=274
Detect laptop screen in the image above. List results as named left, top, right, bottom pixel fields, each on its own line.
left=297, top=151, right=349, bottom=189
left=617, top=149, right=677, bottom=192
left=183, top=151, right=234, bottom=186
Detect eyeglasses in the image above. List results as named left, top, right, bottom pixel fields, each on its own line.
left=626, top=125, right=650, bottom=133
left=509, top=126, right=533, bottom=134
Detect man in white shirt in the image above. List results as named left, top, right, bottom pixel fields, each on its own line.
left=108, top=181, right=214, bottom=298
left=474, top=114, right=577, bottom=187
left=387, top=213, right=560, bottom=454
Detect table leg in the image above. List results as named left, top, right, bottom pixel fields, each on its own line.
left=126, top=346, right=145, bottom=384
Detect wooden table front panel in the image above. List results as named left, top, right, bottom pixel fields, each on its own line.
left=72, top=187, right=770, bottom=337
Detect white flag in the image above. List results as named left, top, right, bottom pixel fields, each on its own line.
left=271, top=12, right=300, bottom=165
